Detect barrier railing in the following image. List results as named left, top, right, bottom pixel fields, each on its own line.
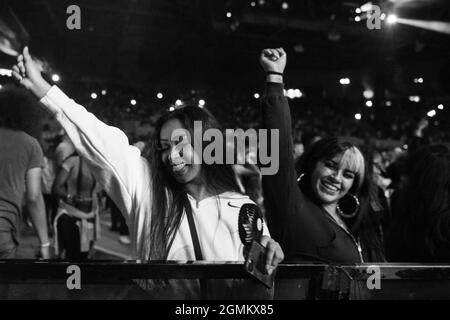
left=1, top=260, right=450, bottom=299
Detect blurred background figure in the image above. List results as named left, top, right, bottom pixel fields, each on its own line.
left=0, top=86, right=50, bottom=258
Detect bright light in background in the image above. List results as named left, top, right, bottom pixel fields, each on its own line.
left=51, top=74, right=60, bottom=82
left=409, top=96, right=420, bottom=103
left=294, top=89, right=302, bottom=98
left=254, top=93, right=260, bottom=99
left=250, top=1, right=256, bottom=7
left=354, top=16, right=361, bottom=22
left=169, top=106, right=175, bottom=112
left=91, top=93, right=97, bottom=99
left=226, top=12, right=232, bottom=18
left=380, top=13, right=386, bottom=21
left=413, top=77, right=424, bottom=83
left=130, top=99, right=137, bottom=106
left=355, top=8, right=362, bottom=14
left=365, top=100, right=373, bottom=107
left=101, top=90, right=107, bottom=95
left=438, top=104, right=444, bottom=110
left=339, top=78, right=350, bottom=85
left=198, top=99, right=205, bottom=107
left=387, top=14, right=398, bottom=24
left=427, top=110, right=436, bottom=117
left=354, top=113, right=362, bottom=120
left=175, top=99, right=183, bottom=106
left=0, top=69, right=12, bottom=77
left=157, top=92, right=163, bottom=99
left=363, top=89, right=374, bottom=99
left=0, top=84, right=2, bottom=89
left=385, top=100, right=392, bottom=107
left=281, top=2, right=289, bottom=10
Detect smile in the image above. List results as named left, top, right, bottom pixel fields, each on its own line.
left=321, top=180, right=340, bottom=193
left=171, top=162, right=187, bottom=173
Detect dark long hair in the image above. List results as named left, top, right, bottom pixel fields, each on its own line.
left=298, top=137, right=385, bottom=260
left=141, top=106, right=240, bottom=260
left=387, top=145, right=450, bottom=261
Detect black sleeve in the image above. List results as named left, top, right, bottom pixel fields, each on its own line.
left=261, top=82, right=300, bottom=241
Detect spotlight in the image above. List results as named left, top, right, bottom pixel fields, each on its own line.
left=169, top=106, right=175, bottom=112
left=354, top=113, right=362, bottom=120
left=363, top=89, right=374, bottom=99
left=355, top=16, right=361, bottom=22
left=250, top=1, right=256, bottom=7
left=175, top=99, right=183, bottom=106
left=355, top=8, right=362, bottom=14
left=339, top=78, right=350, bottom=85
left=199, top=99, right=205, bottom=107
left=254, top=93, right=260, bottom=99
left=130, top=99, right=137, bottom=106
left=366, top=100, right=373, bottom=107
left=101, top=90, right=107, bottom=95
left=157, top=93, right=163, bottom=99
left=438, top=104, right=444, bottom=110
left=387, top=14, right=398, bottom=24
left=427, top=110, right=436, bottom=117
left=52, top=74, right=60, bottom=82
left=294, top=89, right=302, bottom=98
left=91, top=93, right=97, bottom=99
left=281, top=2, right=289, bottom=10
left=226, top=12, right=232, bottom=18
left=385, top=101, right=392, bottom=107
left=409, top=96, right=420, bottom=103
left=380, top=13, right=386, bottom=21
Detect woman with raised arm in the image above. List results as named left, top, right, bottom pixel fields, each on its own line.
left=12, top=47, right=283, bottom=298
left=260, top=48, right=384, bottom=263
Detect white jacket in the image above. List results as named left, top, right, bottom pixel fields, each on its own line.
left=40, top=86, right=268, bottom=261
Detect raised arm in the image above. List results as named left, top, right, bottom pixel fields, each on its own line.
left=12, top=47, right=149, bottom=219
left=260, top=48, right=299, bottom=241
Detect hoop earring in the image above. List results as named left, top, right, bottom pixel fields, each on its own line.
left=337, top=194, right=360, bottom=219
left=297, top=173, right=305, bottom=183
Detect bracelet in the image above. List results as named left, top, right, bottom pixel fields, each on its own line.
left=39, top=242, right=50, bottom=248
left=266, top=71, right=283, bottom=76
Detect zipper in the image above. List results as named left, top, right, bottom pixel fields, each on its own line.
left=325, top=214, right=364, bottom=263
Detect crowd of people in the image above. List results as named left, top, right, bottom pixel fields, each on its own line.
left=0, top=46, right=449, bottom=297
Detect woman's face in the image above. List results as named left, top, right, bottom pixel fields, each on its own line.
left=310, top=152, right=358, bottom=205
left=159, top=119, right=202, bottom=184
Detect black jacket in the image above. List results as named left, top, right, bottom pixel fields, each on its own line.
left=261, top=83, right=364, bottom=264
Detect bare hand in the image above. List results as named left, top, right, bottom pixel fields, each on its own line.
left=260, top=48, right=287, bottom=74
left=259, top=235, right=284, bottom=275
left=12, top=47, right=51, bottom=99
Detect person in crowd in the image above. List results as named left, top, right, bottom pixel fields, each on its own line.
left=0, top=86, right=50, bottom=259
left=52, top=152, right=101, bottom=261
left=12, top=47, right=283, bottom=297
left=386, top=145, right=450, bottom=262
left=260, top=48, right=384, bottom=263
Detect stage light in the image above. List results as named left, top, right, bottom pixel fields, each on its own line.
left=380, top=13, right=386, bottom=21
left=403, top=144, right=408, bottom=150
left=355, top=113, right=362, bottom=120
left=250, top=1, right=256, bottom=7
left=0, top=69, right=12, bottom=77
left=169, top=106, right=175, bottom=112
left=226, top=12, right=232, bottom=18
left=281, top=2, right=289, bottom=10
left=52, top=74, right=60, bottom=82
left=91, top=93, right=97, bottom=99
left=339, top=78, right=350, bottom=85
left=258, top=0, right=265, bottom=5
left=427, top=110, right=436, bottom=117
left=438, top=104, right=444, bottom=110
left=355, top=8, right=361, bottom=14
left=157, top=93, right=163, bottom=99
left=254, top=93, right=260, bottom=99
left=366, top=100, right=373, bottom=107
left=130, top=99, right=137, bottom=106
left=414, top=77, right=424, bottom=83
left=385, top=101, right=392, bottom=107
left=294, top=89, right=303, bottom=98
left=387, top=14, right=398, bottom=24
left=175, top=99, right=183, bottom=106
left=363, top=89, right=374, bottom=99
left=409, top=96, right=420, bottom=103
left=101, top=90, right=107, bottom=95
left=199, top=99, right=205, bottom=107
left=355, top=16, right=361, bottom=22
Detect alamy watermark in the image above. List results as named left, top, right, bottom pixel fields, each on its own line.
left=168, top=121, right=279, bottom=175
left=366, top=5, right=382, bottom=30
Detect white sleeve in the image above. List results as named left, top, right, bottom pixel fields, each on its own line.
left=40, top=86, right=150, bottom=218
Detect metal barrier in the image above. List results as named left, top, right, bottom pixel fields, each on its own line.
left=1, top=260, right=450, bottom=299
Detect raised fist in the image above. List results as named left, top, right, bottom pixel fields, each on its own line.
left=260, top=48, right=286, bottom=74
